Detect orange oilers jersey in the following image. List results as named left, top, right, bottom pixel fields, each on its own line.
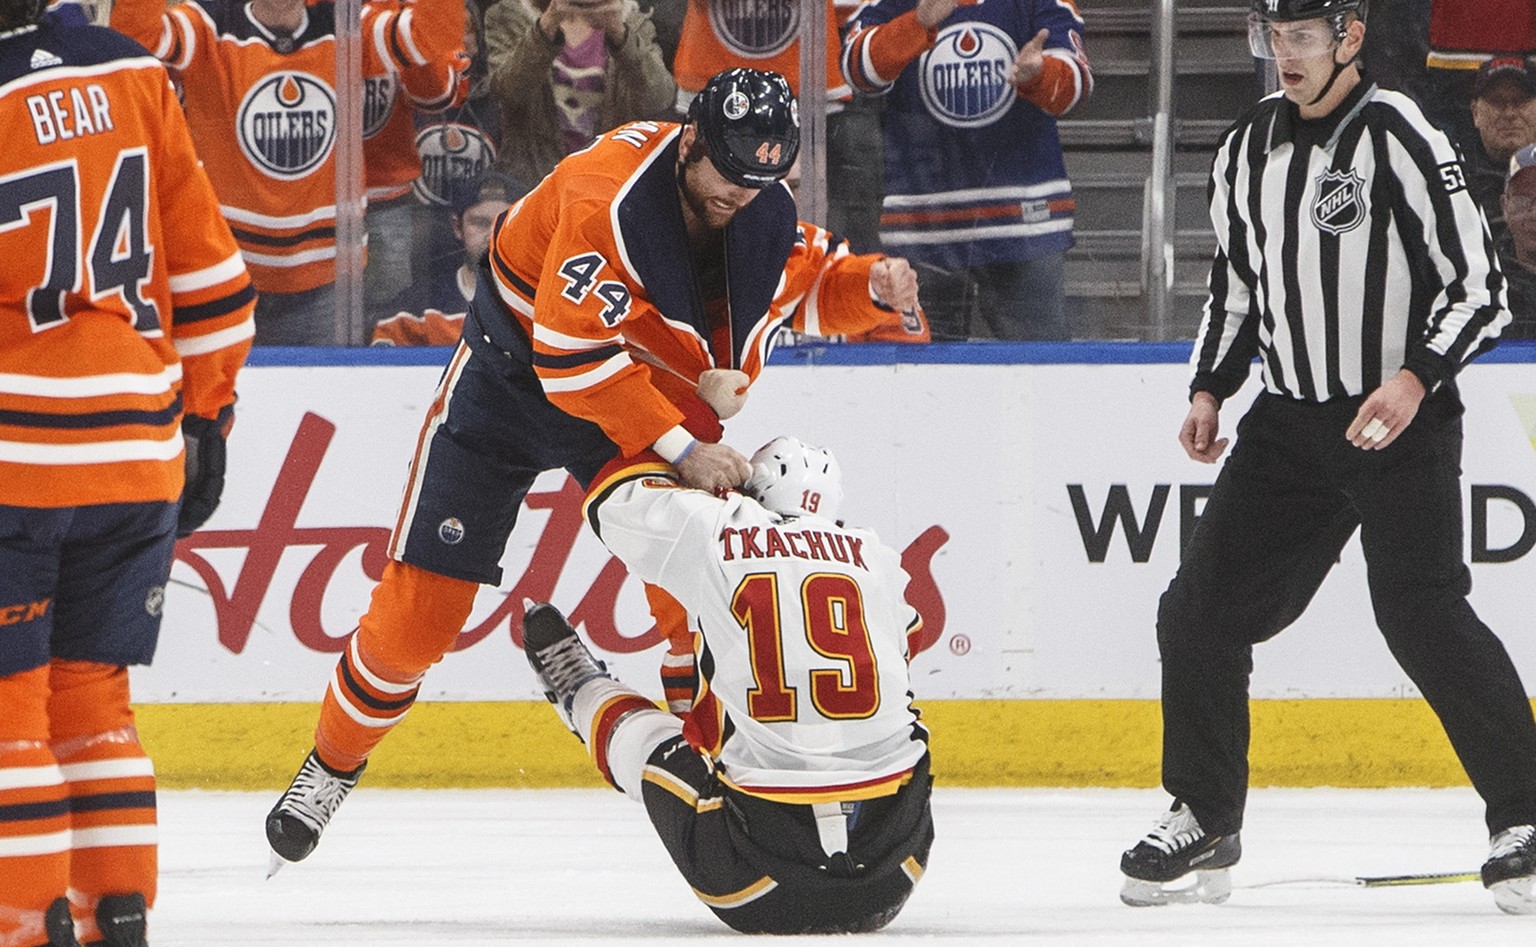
left=673, top=0, right=849, bottom=99
left=109, top=0, right=453, bottom=294
left=361, top=0, right=468, bottom=202
left=484, top=120, right=897, bottom=457
left=0, top=24, right=255, bottom=509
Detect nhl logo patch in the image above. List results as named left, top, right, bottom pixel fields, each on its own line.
left=438, top=518, right=465, bottom=545
left=1311, top=169, right=1367, bottom=235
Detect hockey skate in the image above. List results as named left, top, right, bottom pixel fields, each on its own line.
left=1483, top=824, right=1536, bottom=915
left=265, top=749, right=366, bottom=875
left=522, top=602, right=611, bottom=736
left=1119, top=801, right=1241, bottom=906
left=85, top=892, right=147, bottom=947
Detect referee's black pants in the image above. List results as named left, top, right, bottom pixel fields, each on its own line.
left=1157, top=389, right=1536, bottom=837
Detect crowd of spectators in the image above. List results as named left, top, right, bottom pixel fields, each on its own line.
left=98, top=0, right=1536, bottom=345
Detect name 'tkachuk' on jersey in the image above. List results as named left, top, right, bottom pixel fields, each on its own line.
left=585, top=465, right=929, bottom=803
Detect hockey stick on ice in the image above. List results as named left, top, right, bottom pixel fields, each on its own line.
left=1241, top=871, right=1480, bottom=889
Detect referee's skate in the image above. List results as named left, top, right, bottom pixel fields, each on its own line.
left=1119, top=801, right=1240, bottom=906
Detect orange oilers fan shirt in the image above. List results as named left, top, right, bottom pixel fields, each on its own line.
left=110, top=0, right=456, bottom=294
left=0, top=49, right=255, bottom=509
left=673, top=0, right=850, bottom=99
left=361, top=0, right=468, bottom=203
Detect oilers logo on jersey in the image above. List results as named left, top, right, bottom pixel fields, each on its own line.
left=413, top=122, right=497, bottom=206
left=236, top=72, right=335, bottom=179
left=918, top=24, right=1016, bottom=129
left=707, top=0, right=798, bottom=59
left=362, top=72, right=396, bottom=140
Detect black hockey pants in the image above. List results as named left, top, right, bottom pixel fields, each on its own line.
left=1157, top=389, right=1536, bottom=836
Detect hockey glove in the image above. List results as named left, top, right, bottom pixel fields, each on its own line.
left=177, top=404, right=235, bottom=538
left=696, top=368, right=749, bottom=420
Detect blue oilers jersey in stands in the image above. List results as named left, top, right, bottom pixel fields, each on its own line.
left=843, top=0, right=1089, bottom=269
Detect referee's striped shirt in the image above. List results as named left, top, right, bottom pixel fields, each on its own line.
left=1190, top=80, right=1508, bottom=404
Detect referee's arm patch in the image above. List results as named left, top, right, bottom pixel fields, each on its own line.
left=1437, top=162, right=1468, bottom=194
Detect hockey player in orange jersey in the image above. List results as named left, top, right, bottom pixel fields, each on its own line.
left=0, top=2, right=256, bottom=943
left=109, top=0, right=465, bottom=344
left=265, top=67, right=925, bottom=871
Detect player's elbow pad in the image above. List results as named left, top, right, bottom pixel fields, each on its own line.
left=177, top=405, right=234, bottom=538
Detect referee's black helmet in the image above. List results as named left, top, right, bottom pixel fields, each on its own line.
left=686, top=68, right=800, bottom=189
left=1249, top=0, right=1366, bottom=22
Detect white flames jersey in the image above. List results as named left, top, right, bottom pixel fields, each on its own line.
left=585, top=466, right=929, bottom=804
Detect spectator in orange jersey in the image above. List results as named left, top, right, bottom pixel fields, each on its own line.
left=360, top=0, right=470, bottom=326
left=372, top=170, right=526, bottom=346
left=110, top=0, right=465, bottom=345
left=0, top=3, right=255, bottom=943
left=264, top=69, right=926, bottom=873
left=484, top=0, right=676, bottom=188
left=410, top=0, right=504, bottom=283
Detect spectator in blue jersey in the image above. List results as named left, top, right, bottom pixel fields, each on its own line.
left=373, top=170, right=526, bottom=346
left=842, top=0, right=1091, bottom=340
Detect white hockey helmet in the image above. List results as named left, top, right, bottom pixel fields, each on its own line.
left=743, top=436, right=844, bottom=521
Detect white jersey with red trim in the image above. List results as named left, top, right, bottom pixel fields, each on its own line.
left=585, top=467, right=928, bottom=803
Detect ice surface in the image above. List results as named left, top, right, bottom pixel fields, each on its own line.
left=155, top=787, right=1533, bottom=945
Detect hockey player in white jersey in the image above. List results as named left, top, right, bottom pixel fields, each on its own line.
left=522, top=437, right=933, bottom=934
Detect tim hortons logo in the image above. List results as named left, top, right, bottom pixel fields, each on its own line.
left=175, top=412, right=951, bottom=657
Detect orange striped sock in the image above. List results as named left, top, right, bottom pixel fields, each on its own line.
left=0, top=665, right=70, bottom=947
left=315, top=633, right=422, bottom=773
left=314, top=562, right=477, bottom=772
left=0, top=738, right=72, bottom=947
left=645, top=583, right=698, bottom=715
left=53, top=730, right=156, bottom=944
left=47, top=662, right=155, bottom=944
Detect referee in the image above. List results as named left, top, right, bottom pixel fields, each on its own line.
left=1118, top=0, right=1536, bottom=913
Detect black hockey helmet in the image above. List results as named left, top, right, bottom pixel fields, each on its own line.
left=1248, top=0, right=1366, bottom=58
left=686, top=68, right=800, bottom=189
left=1248, top=0, right=1366, bottom=20
left=0, top=0, right=47, bottom=30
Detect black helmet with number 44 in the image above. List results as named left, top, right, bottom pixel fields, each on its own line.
left=687, top=68, right=800, bottom=189
left=1248, top=0, right=1367, bottom=59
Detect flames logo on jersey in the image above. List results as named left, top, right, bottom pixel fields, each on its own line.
left=708, top=0, right=799, bottom=59
left=1311, top=168, right=1367, bottom=235
left=413, top=122, right=497, bottom=207
left=236, top=72, right=336, bottom=180
left=362, top=73, right=397, bottom=140
left=918, top=24, right=1017, bottom=129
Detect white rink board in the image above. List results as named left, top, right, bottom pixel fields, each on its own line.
left=135, top=358, right=1536, bottom=702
